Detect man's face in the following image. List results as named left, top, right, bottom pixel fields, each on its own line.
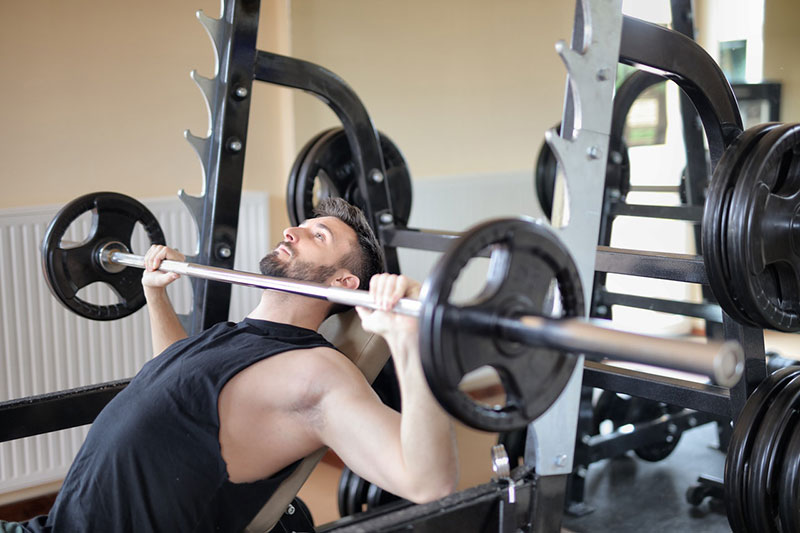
left=259, top=216, right=358, bottom=284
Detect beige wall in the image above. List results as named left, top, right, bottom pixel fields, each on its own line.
left=289, top=0, right=574, bottom=180
left=0, top=1, right=292, bottom=220
left=1, top=1, right=573, bottom=246
left=763, top=0, right=800, bottom=121
left=3, top=1, right=797, bottom=229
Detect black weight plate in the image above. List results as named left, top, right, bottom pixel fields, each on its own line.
left=591, top=392, right=680, bottom=462
left=336, top=466, right=354, bottom=518
left=592, top=390, right=631, bottom=434
left=724, top=366, right=800, bottom=532
left=419, top=218, right=584, bottom=432
left=366, top=482, right=400, bottom=510
left=534, top=123, right=630, bottom=221
left=345, top=469, right=369, bottom=516
left=41, top=192, right=166, bottom=320
left=534, top=127, right=559, bottom=220
left=728, top=123, right=800, bottom=331
left=779, top=419, right=800, bottom=532
left=286, top=128, right=413, bottom=227
left=702, top=123, right=780, bottom=328
left=631, top=399, right=682, bottom=462
left=745, top=373, right=800, bottom=531
left=286, top=128, right=337, bottom=227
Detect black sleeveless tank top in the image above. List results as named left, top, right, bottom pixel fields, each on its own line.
left=37, top=318, right=335, bottom=533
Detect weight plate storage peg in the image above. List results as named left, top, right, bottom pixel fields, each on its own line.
left=41, top=192, right=166, bottom=320
left=727, top=123, right=800, bottom=331
left=286, top=128, right=413, bottom=227
left=418, top=217, right=584, bottom=432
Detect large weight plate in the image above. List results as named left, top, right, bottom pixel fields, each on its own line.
left=419, top=218, right=584, bottom=432
left=286, top=128, right=413, bottom=227
left=744, top=373, right=800, bottom=531
left=779, top=420, right=800, bottom=532
left=702, top=123, right=779, bottom=327
left=724, top=366, right=800, bottom=532
left=41, top=192, right=166, bottom=320
left=286, top=128, right=336, bottom=227
left=728, top=123, right=800, bottom=331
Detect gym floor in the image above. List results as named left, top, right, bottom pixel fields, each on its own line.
left=562, top=422, right=729, bottom=532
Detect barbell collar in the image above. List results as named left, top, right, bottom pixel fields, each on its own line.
left=102, top=248, right=743, bottom=386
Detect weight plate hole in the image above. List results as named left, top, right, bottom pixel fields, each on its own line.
left=446, top=255, right=494, bottom=306
left=458, top=366, right=508, bottom=412
left=76, top=282, right=123, bottom=306
left=60, top=211, right=95, bottom=248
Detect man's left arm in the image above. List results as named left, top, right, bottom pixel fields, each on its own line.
left=317, top=274, right=459, bottom=503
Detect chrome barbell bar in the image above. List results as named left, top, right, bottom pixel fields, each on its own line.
left=97, top=243, right=744, bottom=387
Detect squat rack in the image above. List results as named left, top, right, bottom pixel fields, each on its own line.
left=0, top=1, right=774, bottom=531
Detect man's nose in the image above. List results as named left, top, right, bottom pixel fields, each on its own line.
left=283, top=227, right=299, bottom=242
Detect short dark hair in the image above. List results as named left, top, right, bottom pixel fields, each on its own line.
left=313, top=197, right=386, bottom=299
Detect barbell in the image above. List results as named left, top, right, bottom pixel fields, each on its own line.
left=41, top=192, right=743, bottom=431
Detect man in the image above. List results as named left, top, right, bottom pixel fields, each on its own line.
left=22, top=198, right=458, bottom=532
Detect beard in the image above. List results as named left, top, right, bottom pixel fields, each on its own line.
left=259, top=243, right=339, bottom=284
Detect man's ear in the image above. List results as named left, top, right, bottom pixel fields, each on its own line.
left=332, top=270, right=360, bottom=290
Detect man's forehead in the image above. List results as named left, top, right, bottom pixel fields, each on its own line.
left=303, top=216, right=356, bottom=239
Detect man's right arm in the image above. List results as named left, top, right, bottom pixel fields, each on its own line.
left=142, top=245, right=188, bottom=356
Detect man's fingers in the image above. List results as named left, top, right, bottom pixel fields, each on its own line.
left=143, top=244, right=184, bottom=272
left=367, top=274, right=415, bottom=311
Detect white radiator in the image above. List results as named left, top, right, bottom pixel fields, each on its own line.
left=0, top=191, right=270, bottom=494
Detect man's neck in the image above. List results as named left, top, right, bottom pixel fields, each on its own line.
left=246, top=290, right=328, bottom=331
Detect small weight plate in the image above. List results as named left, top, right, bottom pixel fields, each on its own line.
left=631, top=399, right=682, bottom=462
left=591, top=392, right=680, bottom=462
left=345, top=469, right=369, bottom=516
left=533, top=127, right=559, bottom=220
left=419, top=217, right=584, bottom=432
left=286, top=128, right=413, bottom=227
left=702, top=123, right=779, bottom=328
left=724, top=366, right=800, bottom=532
left=534, top=123, right=630, bottom=221
left=727, top=123, right=800, bottom=331
left=41, top=192, right=166, bottom=320
left=336, top=466, right=352, bottom=518
left=366, top=482, right=400, bottom=510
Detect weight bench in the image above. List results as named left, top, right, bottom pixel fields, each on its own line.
left=244, top=309, right=391, bottom=532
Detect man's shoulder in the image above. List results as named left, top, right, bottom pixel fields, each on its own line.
left=294, top=345, right=362, bottom=377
